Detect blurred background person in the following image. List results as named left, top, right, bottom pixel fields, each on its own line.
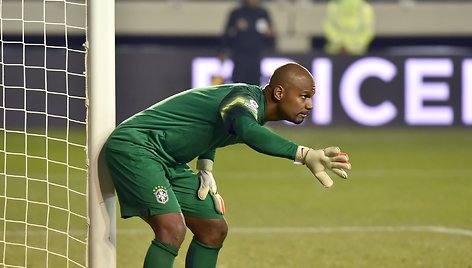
left=323, top=0, right=375, bottom=55
left=219, top=0, right=274, bottom=85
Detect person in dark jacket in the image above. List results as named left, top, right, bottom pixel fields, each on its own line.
left=220, top=0, right=274, bottom=85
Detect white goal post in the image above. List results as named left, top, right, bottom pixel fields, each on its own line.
left=0, top=0, right=116, bottom=267
left=86, top=0, right=116, bottom=267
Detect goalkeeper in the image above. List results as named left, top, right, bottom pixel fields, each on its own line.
left=104, top=62, right=351, bottom=267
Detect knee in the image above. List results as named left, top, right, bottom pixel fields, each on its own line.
left=162, top=220, right=187, bottom=246
left=211, top=219, right=229, bottom=243
left=145, top=214, right=187, bottom=248
left=197, top=219, right=229, bottom=246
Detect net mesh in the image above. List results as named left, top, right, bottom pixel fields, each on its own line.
left=0, top=0, right=88, bottom=267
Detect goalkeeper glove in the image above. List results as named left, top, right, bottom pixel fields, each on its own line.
left=295, top=146, right=351, bottom=188
left=196, top=159, right=225, bottom=214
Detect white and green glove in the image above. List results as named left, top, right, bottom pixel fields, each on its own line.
left=196, top=159, right=225, bottom=214
left=295, top=146, right=351, bottom=188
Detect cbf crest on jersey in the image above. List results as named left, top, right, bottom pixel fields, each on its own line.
left=153, top=186, right=169, bottom=204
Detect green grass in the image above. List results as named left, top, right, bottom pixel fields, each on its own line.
left=117, top=126, right=472, bottom=268
left=0, top=128, right=88, bottom=268
left=1, top=127, right=472, bottom=267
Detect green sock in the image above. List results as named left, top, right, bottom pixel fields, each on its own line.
left=185, top=237, right=222, bottom=268
left=143, top=239, right=179, bottom=268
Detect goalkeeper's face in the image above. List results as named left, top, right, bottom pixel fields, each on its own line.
left=278, top=79, right=315, bottom=124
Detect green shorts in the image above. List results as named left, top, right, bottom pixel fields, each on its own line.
left=104, top=143, right=223, bottom=220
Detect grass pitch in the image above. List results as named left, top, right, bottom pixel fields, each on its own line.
left=116, top=126, right=472, bottom=268
left=1, top=126, right=471, bottom=267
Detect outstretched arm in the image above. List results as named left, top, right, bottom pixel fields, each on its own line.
left=231, top=115, right=298, bottom=160
left=220, top=88, right=351, bottom=187
left=232, top=115, right=352, bottom=187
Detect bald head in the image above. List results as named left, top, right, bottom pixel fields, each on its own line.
left=268, top=62, right=315, bottom=93
left=263, top=62, right=316, bottom=122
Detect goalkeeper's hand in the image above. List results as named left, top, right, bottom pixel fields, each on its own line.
left=295, top=146, right=351, bottom=188
left=196, top=159, right=225, bottom=214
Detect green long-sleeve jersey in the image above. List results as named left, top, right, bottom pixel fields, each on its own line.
left=107, top=84, right=299, bottom=166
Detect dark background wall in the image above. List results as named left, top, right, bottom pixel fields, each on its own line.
left=114, top=44, right=471, bottom=126
left=2, top=40, right=470, bottom=129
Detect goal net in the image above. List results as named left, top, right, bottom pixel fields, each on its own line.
left=1, top=0, right=115, bottom=267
